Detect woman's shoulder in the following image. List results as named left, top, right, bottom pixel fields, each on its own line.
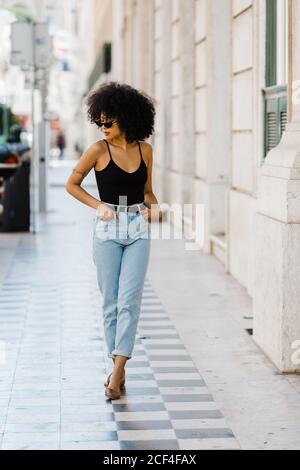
left=139, top=140, right=152, bottom=150
left=82, top=140, right=109, bottom=170
left=139, top=141, right=153, bottom=155
left=87, top=139, right=108, bottom=156
left=94, top=138, right=108, bottom=148
left=139, top=141, right=153, bottom=166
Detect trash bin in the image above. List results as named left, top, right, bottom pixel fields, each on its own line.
left=2, top=156, right=31, bottom=232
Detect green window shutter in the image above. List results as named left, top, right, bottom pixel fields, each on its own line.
left=265, top=97, right=278, bottom=153
left=264, top=85, right=287, bottom=157
left=264, top=1, right=288, bottom=158
left=279, top=95, right=288, bottom=136
left=266, top=0, right=277, bottom=87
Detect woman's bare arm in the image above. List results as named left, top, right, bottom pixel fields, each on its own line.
left=65, top=142, right=103, bottom=211
left=143, top=143, right=162, bottom=222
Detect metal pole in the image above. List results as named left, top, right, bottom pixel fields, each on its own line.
left=39, top=67, right=49, bottom=214
left=39, top=117, right=49, bottom=213
left=30, top=70, right=35, bottom=233
left=30, top=24, right=37, bottom=234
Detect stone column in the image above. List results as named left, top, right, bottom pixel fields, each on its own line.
left=178, top=0, right=196, bottom=209
left=161, top=0, right=172, bottom=204
left=206, top=0, right=231, bottom=252
left=133, top=0, right=153, bottom=92
left=112, top=0, right=126, bottom=80
left=253, top=0, right=300, bottom=372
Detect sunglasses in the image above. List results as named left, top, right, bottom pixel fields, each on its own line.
left=97, top=119, right=117, bottom=128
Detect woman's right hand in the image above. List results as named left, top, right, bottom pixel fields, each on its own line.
left=96, top=202, right=117, bottom=221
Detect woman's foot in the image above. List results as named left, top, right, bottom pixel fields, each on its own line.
left=105, top=387, right=121, bottom=400
left=104, top=370, right=124, bottom=400
left=108, top=370, right=124, bottom=392
left=104, top=371, right=126, bottom=389
left=105, top=356, right=128, bottom=400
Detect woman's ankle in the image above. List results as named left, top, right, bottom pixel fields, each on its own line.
left=113, top=367, right=125, bottom=376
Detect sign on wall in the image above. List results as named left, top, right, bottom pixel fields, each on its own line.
left=11, top=22, right=52, bottom=70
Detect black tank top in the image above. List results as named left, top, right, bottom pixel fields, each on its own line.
left=94, top=139, right=148, bottom=206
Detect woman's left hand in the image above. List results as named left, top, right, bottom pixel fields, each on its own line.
left=140, top=205, right=162, bottom=223
left=140, top=207, right=151, bottom=222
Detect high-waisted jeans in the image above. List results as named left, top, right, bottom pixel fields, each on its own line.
left=92, top=203, right=151, bottom=360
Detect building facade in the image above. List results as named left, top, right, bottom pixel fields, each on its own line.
left=79, top=0, right=299, bottom=373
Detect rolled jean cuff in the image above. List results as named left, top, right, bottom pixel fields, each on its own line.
left=108, top=351, right=132, bottom=360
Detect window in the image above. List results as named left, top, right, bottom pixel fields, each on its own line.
left=264, top=0, right=288, bottom=157
left=88, top=43, right=112, bottom=91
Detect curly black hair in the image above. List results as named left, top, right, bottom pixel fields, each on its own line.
left=86, top=81, right=156, bottom=143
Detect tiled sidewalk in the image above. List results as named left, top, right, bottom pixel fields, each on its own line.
left=0, top=252, right=239, bottom=450
left=0, top=169, right=239, bottom=451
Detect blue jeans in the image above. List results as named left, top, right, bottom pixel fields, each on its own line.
left=92, top=205, right=151, bottom=360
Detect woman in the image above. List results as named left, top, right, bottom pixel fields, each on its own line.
left=65, top=82, right=161, bottom=400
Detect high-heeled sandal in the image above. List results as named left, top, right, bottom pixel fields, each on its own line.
left=104, top=372, right=126, bottom=390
